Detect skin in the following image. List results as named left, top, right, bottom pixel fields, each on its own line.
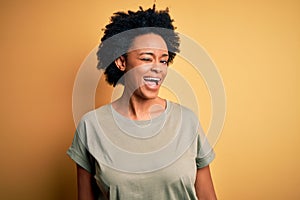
left=77, top=33, right=217, bottom=200
left=195, top=166, right=218, bottom=200
left=113, top=33, right=169, bottom=120
left=77, top=165, right=98, bottom=200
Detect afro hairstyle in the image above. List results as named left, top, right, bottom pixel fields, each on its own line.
left=96, top=5, right=180, bottom=87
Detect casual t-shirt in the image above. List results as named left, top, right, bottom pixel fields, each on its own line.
left=67, top=101, right=215, bottom=200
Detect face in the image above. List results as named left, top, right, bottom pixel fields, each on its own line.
left=116, top=33, right=169, bottom=100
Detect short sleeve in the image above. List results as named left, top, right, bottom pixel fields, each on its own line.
left=67, top=129, right=93, bottom=173
left=195, top=124, right=215, bottom=169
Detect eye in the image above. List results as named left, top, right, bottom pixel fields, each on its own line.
left=160, top=60, right=168, bottom=65
left=140, top=58, right=152, bottom=62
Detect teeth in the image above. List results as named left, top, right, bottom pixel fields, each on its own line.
left=143, top=77, right=161, bottom=86
left=143, top=77, right=161, bottom=82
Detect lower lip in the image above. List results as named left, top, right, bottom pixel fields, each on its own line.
left=144, top=81, right=161, bottom=90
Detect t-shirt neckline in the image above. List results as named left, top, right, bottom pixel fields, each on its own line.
left=108, top=100, right=171, bottom=139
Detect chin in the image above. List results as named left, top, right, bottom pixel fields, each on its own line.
left=135, top=88, right=160, bottom=100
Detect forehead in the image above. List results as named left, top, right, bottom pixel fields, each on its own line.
left=128, top=33, right=168, bottom=52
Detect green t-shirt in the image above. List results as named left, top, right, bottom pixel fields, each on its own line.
left=67, top=101, right=215, bottom=200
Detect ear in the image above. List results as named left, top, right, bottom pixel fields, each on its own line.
left=115, top=56, right=126, bottom=71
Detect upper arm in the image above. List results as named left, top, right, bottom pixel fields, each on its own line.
left=77, top=164, right=98, bottom=200
left=195, top=165, right=217, bottom=200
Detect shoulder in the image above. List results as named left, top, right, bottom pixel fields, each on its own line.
left=76, top=104, right=111, bottom=134
left=167, top=101, right=200, bottom=134
left=79, top=104, right=111, bottom=123
left=168, top=101, right=199, bottom=123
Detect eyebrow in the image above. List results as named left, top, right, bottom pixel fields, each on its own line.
left=139, top=52, right=169, bottom=57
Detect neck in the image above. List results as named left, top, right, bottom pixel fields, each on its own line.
left=112, top=90, right=166, bottom=121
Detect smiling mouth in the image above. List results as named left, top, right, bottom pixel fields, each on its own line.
left=143, top=77, right=161, bottom=86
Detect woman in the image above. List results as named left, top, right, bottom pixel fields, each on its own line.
left=67, top=5, right=217, bottom=200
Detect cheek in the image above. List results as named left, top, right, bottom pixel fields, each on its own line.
left=161, top=67, right=168, bottom=79
left=123, top=67, right=147, bottom=86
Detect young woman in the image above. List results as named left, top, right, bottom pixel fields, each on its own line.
left=67, top=5, right=217, bottom=200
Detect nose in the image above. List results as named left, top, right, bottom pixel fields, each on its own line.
left=150, top=67, right=163, bottom=73
left=151, top=61, right=166, bottom=73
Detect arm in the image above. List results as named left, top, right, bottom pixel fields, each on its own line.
left=195, top=165, right=217, bottom=200
left=77, top=164, right=97, bottom=200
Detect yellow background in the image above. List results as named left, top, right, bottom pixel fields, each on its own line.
left=1, top=0, right=299, bottom=199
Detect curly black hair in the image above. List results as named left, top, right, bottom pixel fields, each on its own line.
left=96, top=5, right=180, bottom=87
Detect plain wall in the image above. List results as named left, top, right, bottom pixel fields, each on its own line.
left=0, top=0, right=299, bottom=199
